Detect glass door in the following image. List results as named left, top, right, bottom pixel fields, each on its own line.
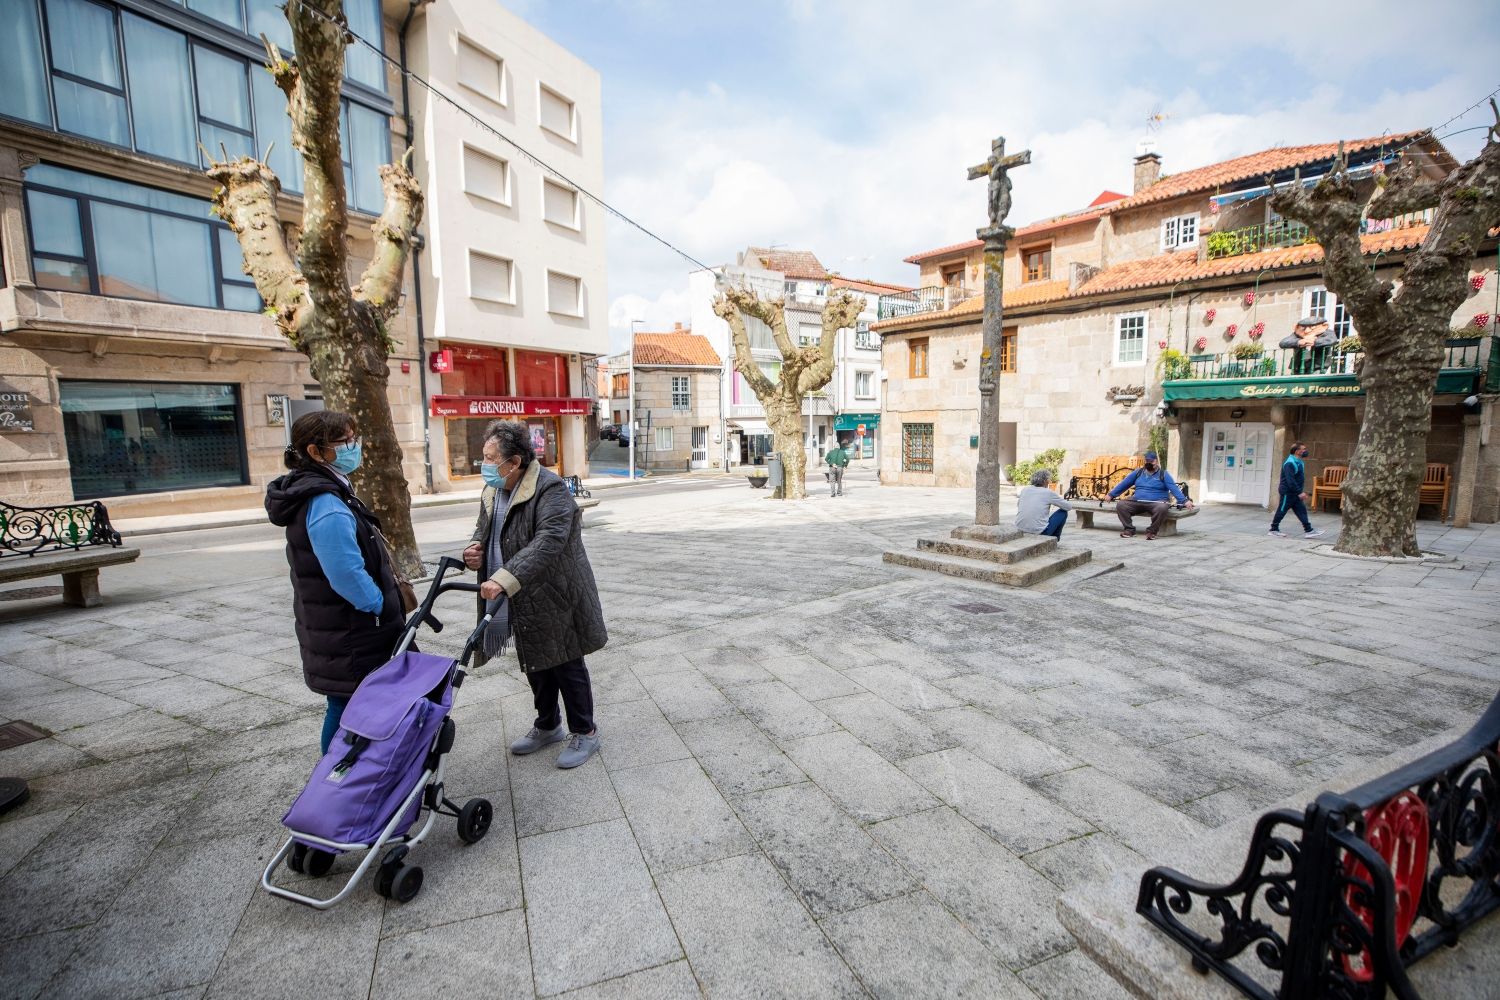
left=1201, top=422, right=1274, bottom=505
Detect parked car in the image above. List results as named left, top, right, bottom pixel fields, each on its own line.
left=618, top=425, right=631, bottom=446
left=599, top=423, right=618, bottom=441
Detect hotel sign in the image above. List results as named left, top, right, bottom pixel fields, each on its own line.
left=1165, top=371, right=1480, bottom=402
left=0, top=392, right=33, bottom=432
left=429, top=395, right=593, bottom=418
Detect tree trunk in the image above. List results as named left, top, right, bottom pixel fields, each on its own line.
left=765, top=397, right=806, bottom=499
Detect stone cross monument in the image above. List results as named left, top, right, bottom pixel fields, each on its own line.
left=967, top=136, right=1030, bottom=526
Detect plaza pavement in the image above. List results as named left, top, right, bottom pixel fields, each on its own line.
left=2, top=473, right=1499, bottom=1000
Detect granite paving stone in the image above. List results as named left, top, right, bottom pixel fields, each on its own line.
left=675, top=715, right=806, bottom=796
left=1017, top=948, right=1134, bottom=1000
left=369, top=910, right=532, bottom=1000
left=845, top=662, right=961, bottom=713
left=901, top=748, right=1095, bottom=854
left=638, top=669, right=737, bottom=724
left=816, top=692, right=955, bottom=762
left=782, top=730, right=937, bottom=824
left=759, top=653, right=865, bottom=701
left=596, top=697, right=692, bottom=772
left=922, top=705, right=1080, bottom=779
left=519, top=818, right=681, bottom=996
left=724, top=681, right=839, bottom=743
left=610, top=757, right=755, bottom=873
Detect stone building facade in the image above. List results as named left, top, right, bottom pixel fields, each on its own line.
left=628, top=329, right=724, bottom=472
left=877, top=134, right=1500, bottom=523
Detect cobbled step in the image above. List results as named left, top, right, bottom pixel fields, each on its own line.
left=883, top=545, right=1092, bottom=588
left=949, top=524, right=1025, bottom=545
left=917, top=535, right=1057, bottom=565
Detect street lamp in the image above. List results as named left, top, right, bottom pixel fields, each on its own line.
left=628, top=319, right=644, bottom=481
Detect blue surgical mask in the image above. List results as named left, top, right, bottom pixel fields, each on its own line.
left=330, top=441, right=362, bottom=475
left=480, top=463, right=504, bottom=488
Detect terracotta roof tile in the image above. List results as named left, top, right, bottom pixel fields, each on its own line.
left=902, top=206, right=1107, bottom=263
left=873, top=280, right=1071, bottom=331
left=832, top=276, right=912, bottom=294
left=1103, top=132, right=1426, bottom=213
left=748, top=247, right=828, bottom=280
left=633, top=331, right=721, bottom=367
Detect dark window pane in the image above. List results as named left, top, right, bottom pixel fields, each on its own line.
left=221, top=283, right=261, bottom=312
left=35, top=258, right=91, bottom=292
left=251, top=68, right=302, bottom=193
left=26, top=164, right=212, bottom=218
left=0, top=0, right=52, bottom=126
left=200, top=122, right=255, bottom=162
left=347, top=102, right=388, bottom=212
left=186, top=0, right=243, bottom=31
left=47, top=0, right=123, bottom=87
left=344, top=0, right=385, bottom=91
left=26, top=190, right=84, bottom=257
left=122, top=13, right=196, bottom=163
left=91, top=202, right=214, bottom=306
left=52, top=77, right=130, bottom=146
left=193, top=47, right=250, bottom=129
left=246, top=0, right=291, bottom=53
left=60, top=380, right=246, bottom=498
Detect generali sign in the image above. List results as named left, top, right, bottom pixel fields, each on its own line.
left=429, top=395, right=593, bottom=418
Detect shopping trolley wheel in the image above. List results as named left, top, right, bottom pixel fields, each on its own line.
left=288, top=843, right=307, bottom=874
left=375, top=846, right=409, bottom=898
left=306, top=848, right=335, bottom=878
left=390, top=864, right=423, bottom=903
left=458, top=798, right=493, bottom=844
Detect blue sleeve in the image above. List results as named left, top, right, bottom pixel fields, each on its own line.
left=1109, top=469, right=1139, bottom=499
left=1164, top=471, right=1186, bottom=504
left=306, top=493, right=385, bottom=614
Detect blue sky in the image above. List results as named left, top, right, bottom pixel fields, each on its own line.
left=505, top=1, right=1500, bottom=352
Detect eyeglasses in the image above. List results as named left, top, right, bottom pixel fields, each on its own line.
left=329, top=435, right=362, bottom=448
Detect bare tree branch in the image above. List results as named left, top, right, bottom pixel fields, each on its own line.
left=206, top=157, right=311, bottom=337
left=355, top=149, right=424, bottom=323
left=1368, top=158, right=1442, bottom=219
left=798, top=290, right=862, bottom=395
left=713, top=290, right=776, bottom=398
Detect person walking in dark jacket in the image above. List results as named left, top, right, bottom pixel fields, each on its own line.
left=266, top=411, right=404, bottom=754
left=462, top=421, right=608, bottom=769
left=1270, top=441, right=1325, bottom=538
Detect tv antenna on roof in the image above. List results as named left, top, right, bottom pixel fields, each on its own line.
left=1145, top=104, right=1171, bottom=132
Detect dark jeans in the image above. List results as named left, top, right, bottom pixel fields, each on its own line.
left=321, top=696, right=349, bottom=755
left=1116, top=498, right=1170, bottom=535
left=528, top=657, right=596, bottom=734
left=1272, top=492, right=1312, bottom=532
left=1041, top=508, right=1068, bottom=539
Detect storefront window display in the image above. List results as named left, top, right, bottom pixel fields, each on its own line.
left=438, top=345, right=572, bottom=477
left=60, top=380, right=246, bottom=498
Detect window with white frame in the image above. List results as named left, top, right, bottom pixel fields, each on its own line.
left=654, top=426, right=673, bottom=452
left=468, top=251, right=513, bottom=303
left=546, top=270, right=582, bottom=316
left=671, top=376, right=690, bottom=410
left=813, top=282, right=829, bottom=297
left=798, top=322, right=820, bottom=347
left=855, top=370, right=874, bottom=398
left=462, top=145, right=509, bottom=205
left=457, top=37, right=504, bottom=104
left=854, top=320, right=876, bottom=350
left=538, top=84, right=576, bottom=141
left=1304, top=286, right=1355, bottom=339
left=1160, top=212, right=1200, bottom=251
left=783, top=280, right=799, bottom=299
left=542, top=178, right=579, bottom=229
left=1115, top=312, right=1147, bottom=365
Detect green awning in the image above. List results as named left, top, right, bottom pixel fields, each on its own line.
left=1163, top=370, right=1480, bottom=402
left=834, top=413, right=880, bottom=431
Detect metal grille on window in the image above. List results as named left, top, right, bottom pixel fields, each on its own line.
left=671, top=377, right=690, bottom=410
left=902, top=423, right=934, bottom=473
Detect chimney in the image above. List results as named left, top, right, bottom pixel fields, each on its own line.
left=673, top=321, right=683, bottom=330
left=1133, top=152, right=1162, bottom=194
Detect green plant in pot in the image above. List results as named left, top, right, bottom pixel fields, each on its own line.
left=1005, top=448, right=1066, bottom=487
left=1155, top=348, right=1192, bottom=381
left=1230, top=342, right=1265, bottom=360
left=1335, top=334, right=1363, bottom=354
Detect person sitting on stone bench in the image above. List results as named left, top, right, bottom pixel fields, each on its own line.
left=1014, top=469, right=1073, bottom=540
left=1108, top=450, right=1194, bottom=540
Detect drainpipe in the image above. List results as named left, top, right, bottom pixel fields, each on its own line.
left=399, top=0, right=434, bottom=492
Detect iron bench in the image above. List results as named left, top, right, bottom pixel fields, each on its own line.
left=0, top=499, right=140, bottom=607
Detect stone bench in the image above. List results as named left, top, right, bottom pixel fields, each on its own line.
left=1072, top=501, right=1199, bottom=536
left=0, top=546, right=141, bottom=607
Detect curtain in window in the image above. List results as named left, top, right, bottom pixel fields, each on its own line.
left=193, top=47, right=254, bottom=163
left=186, top=0, right=243, bottom=31
left=343, top=0, right=385, bottom=91
left=122, top=13, right=196, bottom=164
left=47, top=0, right=130, bottom=145
left=0, top=0, right=51, bottom=125
left=347, top=103, right=389, bottom=212
left=252, top=70, right=303, bottom=193
left=92, top=202, right=214, bottom=306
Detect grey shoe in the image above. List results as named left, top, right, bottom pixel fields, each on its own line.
left=556, top=730, right=600, bottom=769
left=510, top=724, right=567, bottom=755
left=1304, top=528, right=1325, bottom=538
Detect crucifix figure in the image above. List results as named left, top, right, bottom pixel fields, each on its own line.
left=968, top=136, right=1031, bottom=231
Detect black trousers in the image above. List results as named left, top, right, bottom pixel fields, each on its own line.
left=528, top=657, right=596, bottom=734
left=1271, top=492, right=1312, bottom=531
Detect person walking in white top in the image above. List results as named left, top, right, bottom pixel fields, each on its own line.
left=1014, top=469, right=1073, bottom=539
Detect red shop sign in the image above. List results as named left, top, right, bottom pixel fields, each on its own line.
left=429, top=349, right=454, bottom=373
left=430, top=395, right=593, bottom=418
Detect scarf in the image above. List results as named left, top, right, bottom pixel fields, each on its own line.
left=481, top=487, right=512, bottom=658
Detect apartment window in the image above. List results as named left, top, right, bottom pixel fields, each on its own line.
left=539, top=84, right=576, bottom=141
left=0, top=0, right=50, bottom=126
left=1115, top=313, right=1147, bottom=365
left=1305, top=286, right=1355, bottom=340
left=1161, top=213, right=1200, bottom=251
left=1021, top=245, right=1051, bottom=283
left=341, top=0, right=386, bottom=91
left=798, top=322, right=821, bottom=347
left=457, top=37, right=504, bottom=104
left=813, top=282, right=829, bottom=297
left=122, top=14, right=196, bottom=164
left=611, top=373, right=629, bottom=397
left=546, top=270, right=583, bottom=316
left=654, top=426, right=673, bottom=453
left=909, top=338, right=930, bottom=378
left=671, top=376, right=690, bottom=410
left=46, top=0, right=130, bottom=147
left=463, top=146, right=509, bottom=205
left=941, top=263, right=965, bottom=288
left=194, top=45, right=255, bottom=164
left=468, top=251, right=513, bottom=304
left=902, top=423, right=934, bottom=473
left=784, top=280, right=799, bottom=299
left=855, top=326, right=877, bottom=350
left=24, top=164, right=259, bottom=310
left=1000, top=326, right=1018, bottom=373
left=855, top=371, right=874, bottom=398
left=542, top=178, right=580, bottom=229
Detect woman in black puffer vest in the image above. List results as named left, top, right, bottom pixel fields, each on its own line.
left=265, top=410, right=403, bottom=753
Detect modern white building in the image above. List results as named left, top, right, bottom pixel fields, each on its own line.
left=403, top=0, right=608, bottom=487
left=828, top=277, right=907, bottom=464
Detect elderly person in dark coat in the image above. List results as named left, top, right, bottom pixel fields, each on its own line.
left=462, top=421, right=608, bottom=768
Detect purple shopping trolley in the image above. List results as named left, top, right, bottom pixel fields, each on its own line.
left=261, top=556, right=493, bottom=908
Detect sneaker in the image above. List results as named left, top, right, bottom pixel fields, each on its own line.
left=557, top=730, right=600, bottom=769
left=1145, top=531, right=1157, bottom=540
left=1304, top=529, right=1325, bottom=538
left=1268, top=529, right=1288, bottom=537
left=510, top=724, right=567, bottom=755
left=1120, top=529, right=1136, bottom=538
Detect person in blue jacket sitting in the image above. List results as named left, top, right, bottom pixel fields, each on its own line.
left=1108, top=450, right=1194, bottom=539
left=1269, top=441, right=1325, bottom=539
left=266, top=411, right=405, bottom=755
